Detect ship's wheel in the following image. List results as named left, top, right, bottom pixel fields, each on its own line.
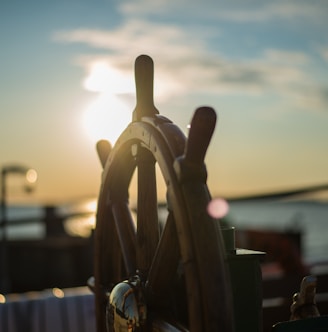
left=93, top=55, right=233, bottom=332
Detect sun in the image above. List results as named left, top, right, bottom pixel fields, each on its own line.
left=82, top=61, right=135, bottom=144
left=83, top=93, right=132, bottom=144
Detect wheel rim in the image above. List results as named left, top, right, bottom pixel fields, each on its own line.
left=94, top=55, right=233, bottom=332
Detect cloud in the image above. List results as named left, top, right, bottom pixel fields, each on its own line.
left=319, top=47, right=328, bottom=62
left=54, top=18, right=327, bottom=112
left=118, top=0, right=328, bottom=23
left=263, top=49, right=309, bottom=65
left=292, top=86, right=328, bottom=112
left=212, top=3, right=324, bottom=23
left=53, top=20, right=210, bottom=98
left=54, top=20, right=197, bottom=57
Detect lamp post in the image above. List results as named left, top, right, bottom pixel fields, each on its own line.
left=0, top=164, right=37, bottom=294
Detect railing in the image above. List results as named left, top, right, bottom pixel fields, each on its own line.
left=0, top=205, right=94, bottom=294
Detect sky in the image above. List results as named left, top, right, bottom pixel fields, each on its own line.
left=1, top=0, right=328, bottom=205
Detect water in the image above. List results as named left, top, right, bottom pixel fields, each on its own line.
left=227, top=200, right=328, bottom=264
left=1, top=198, right=327, bottom=264
left=0, top=205, right=44, bottom=239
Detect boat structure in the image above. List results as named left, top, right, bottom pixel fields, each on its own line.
left=1, top=55, right=327, bottom=332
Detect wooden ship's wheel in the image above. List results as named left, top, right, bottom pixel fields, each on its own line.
left=93, top=55, right=234, bottom=332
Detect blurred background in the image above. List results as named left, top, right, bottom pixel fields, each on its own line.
left=1, top=0, right=328, bottom=320
left=2, top=0, right=328, bottom=203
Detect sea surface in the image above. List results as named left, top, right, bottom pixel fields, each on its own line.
left=228, top=199, right=328, bottom=264
left=1, top=198, right=327, bottom=265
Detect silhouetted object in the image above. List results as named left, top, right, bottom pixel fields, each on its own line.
left=1, top=164, right=37, bottom=294
left=290, top=275, right=320, bottom=320
left=271, top=275, right=328, bottom=332
left=93, top=55, right=266, bottom=332
left=44, top=205, right=66, bottom=237
left=235, top=229, right=309, bottom=276
left=108, top=276, right=147, bottom=331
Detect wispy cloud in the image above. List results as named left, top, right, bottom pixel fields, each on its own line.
left=119, top=0, right=327, bottom=23
left=292, top=85, right=328, bottom=112
left=319, top=47, right=328, bottom=62
left=53, top=20, right=195, bottom=56
left=54, top=14, right=327, bottom=112
left=212, top=3, right=325, bottom=23
left=263, top=49, right=309, bottom=65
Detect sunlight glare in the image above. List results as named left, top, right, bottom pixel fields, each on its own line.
left=83, top=93, right=132, bottom=144
left=26, top=169, right=38, bottom=184
left=83, top=61, right=134, bottom=94
left=85, top=199, right=97, bottom=212
left=52, top=288, right=65, bottom=298
left=82, top=61, right=134, bottom=144
left=64, top=215, right=95, bottom=238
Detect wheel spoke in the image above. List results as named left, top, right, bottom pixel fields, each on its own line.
left=96, top=200, right=120, bottom=288
left=111, top=201, right=137, bottom=277
left=146, top=211, right=180, bottom=306
left=95, top=200, right=122, bottom=332
left=96, top=139, right=112, bottom=168
left=136, top=147, right=160, bottom=277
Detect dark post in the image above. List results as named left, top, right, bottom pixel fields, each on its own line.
left=0, top=165, right=37, bottom=294
left=0, top=168, right=9, bottom=294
